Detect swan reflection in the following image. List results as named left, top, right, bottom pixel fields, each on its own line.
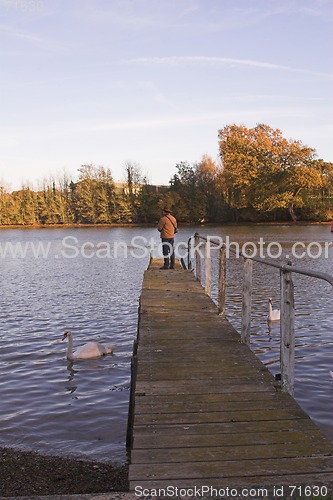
left=66, top=360, right=78, bottom=381
left=64, top=361, right=78, bottom=394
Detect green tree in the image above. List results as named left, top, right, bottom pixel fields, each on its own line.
left=299, top=159, right=333, bottom=220
left=0, top=187, right=17, bottom=224
left=94, top=166, right=116, bottom=223
left=11, top=187, right=38, bottom=224
left=136, top=178, right=162, bottom=223
left=71, top=164, right=116, bottom=223
left=37, top=177, right=72, bottom=224
left=169, top=161, right=206, bottom=222
left=195, top=154, right=227, bottom=221
left=122, top=161, right=143, bottom=222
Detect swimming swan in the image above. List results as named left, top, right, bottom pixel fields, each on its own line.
left=330, top=370, right=333, bottom=379
left=62, top=330, right=112, bottom=361
left=268, top=298, right=280, bottom=322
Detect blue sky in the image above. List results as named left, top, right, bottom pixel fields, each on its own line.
left=1, top=0, right=332, bottom=190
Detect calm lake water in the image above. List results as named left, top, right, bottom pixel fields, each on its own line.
left=0, top=224, right=332, bottom=464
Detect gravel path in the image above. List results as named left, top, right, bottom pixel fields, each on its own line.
left=0, top=447, right=129, bottom=498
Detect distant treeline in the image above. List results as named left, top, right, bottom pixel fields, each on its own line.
left=1, top=124, right=332, bottom=225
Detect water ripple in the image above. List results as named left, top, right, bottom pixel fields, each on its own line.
left=0, top=225, right=332, bottom=462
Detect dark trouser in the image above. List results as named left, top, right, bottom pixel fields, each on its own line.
left=161, top=238, right=175, bottom=268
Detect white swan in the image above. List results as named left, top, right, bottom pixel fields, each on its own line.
left=268, top=298, right=280, bottom=321
left=330, top=370, right=333, bottom=379
left=62, top=330, right=112, bottom=361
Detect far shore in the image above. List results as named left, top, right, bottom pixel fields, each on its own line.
left=0, top=220, right=332, bottom=230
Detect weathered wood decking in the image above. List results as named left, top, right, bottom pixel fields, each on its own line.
left=128, top=260, right=333, bottom=494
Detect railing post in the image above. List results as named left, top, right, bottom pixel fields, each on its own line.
left=205, top=240, right=211, bottom=296
left=187, top=237, right=192, bottom=270
left=218, top=246, right=226, bottom=315
left=280, top=268, right=295, bottom=395
left=194, top=233, right=201, bottom=282
left=241, top=258, right=253, bottom=345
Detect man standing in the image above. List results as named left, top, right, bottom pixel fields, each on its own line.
left=157, top=206, right=178, bottom=269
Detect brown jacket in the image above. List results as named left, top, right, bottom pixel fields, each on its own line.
left=157, top=214, right=177, bottom=238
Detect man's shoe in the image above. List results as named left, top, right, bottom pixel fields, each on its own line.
left=169, top=265, right=175, bottom=269
left=160, top=265, right=169, bottom=270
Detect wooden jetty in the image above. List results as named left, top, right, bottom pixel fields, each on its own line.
left=128, top=259, right=333, bottom=494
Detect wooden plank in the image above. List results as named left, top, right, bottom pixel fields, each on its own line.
left=131, top=417, right=328, bottom=438
left=129, top=260, right=333, bottom=492
left=134, top=399, right=302, bottom=414
left=134, top=381, right=273, bottom=395
left=132, top=429, right=329, bottom=450
left=133, top=391, right=294, bottom=405
left=131, top=474, right=333, bottom=490
left=129, top=456, right=333, bottom=481
left=133, top=408, right=307, bottom=426
left=131, top=441, right=333, bottom=464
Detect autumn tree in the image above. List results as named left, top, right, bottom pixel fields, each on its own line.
left=218, top=124, right=323, bottom=221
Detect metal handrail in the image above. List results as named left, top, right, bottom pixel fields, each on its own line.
left=188, top=232, right=333, bottom=395
left=192, top=234, right=333, bottom=286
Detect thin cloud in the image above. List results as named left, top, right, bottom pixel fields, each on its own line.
left=0, top=23, right=69, bottom=52
left=123, top=56, right=332, bottom=79
left=85, top=112, right=233, bottom=133
left=85, top=107, right=313, bottom=133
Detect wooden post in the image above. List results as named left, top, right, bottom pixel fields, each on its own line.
left=241, top=258, right=253, bottom=345
left=280, top=268, right=295, bottom=395
left=187, top=237, right=192, bottom=270
left=126, top=340, right=138, bottom=451
left=218, top=246, right=226, bottom=315
left=195, top=233, right=201, bottom=282
left=205, top=241, right=211, bottom=296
